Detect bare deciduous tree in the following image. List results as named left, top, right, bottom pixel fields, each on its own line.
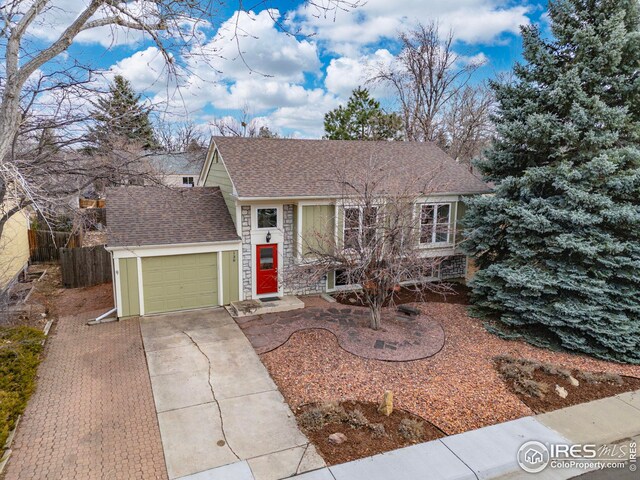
left=369, top=22, right=487, bottom=148
left=156, top=120, right=208, bottom=152
left=442, top=83, right=495, bottom=168
left=286, top=155, right=453, bottom=330
left=210, top=105, right=281, bottom=138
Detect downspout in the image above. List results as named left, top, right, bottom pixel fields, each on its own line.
left=87, top=252, right=118, bottom=325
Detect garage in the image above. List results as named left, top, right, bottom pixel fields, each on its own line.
left=106, top=186, right=242, bottom=318
left=142, top=253, right=218, bottom=314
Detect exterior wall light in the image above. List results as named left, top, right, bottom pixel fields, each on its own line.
left=266, top=231, right=272, bottom=243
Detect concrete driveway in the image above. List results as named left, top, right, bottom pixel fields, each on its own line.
left=140, top=308, right=324, bottom=480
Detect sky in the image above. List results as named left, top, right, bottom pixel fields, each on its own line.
left=23, top=0, right=550, bottom=138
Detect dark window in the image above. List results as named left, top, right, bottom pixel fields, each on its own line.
left=343, top=207, right=360, bottom=250
left=257, top=208, right=277, bottom=229
left=259, top=247, right=274, bottom=270
left=335, top=269, right=349, bottom=286
left=182, top=176, right=194, bottom=186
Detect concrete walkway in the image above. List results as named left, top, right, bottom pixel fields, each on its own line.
left=140, top=308, right=324, bottom=480
left=204, top=389, right=640, bottom=480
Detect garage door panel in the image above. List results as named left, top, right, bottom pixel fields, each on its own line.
left=142, top=253, right=219, bottom=315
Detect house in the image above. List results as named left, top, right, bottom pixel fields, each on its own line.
left=0, top=204, right=30, bottom=296
left=147, top=152, right=204, bottom=187
left=106, top=137, right=489, bottom=318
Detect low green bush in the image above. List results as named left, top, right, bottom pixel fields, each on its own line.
left=0, top=326, right=45, bottom=448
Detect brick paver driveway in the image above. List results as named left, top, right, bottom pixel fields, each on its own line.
left=4, top=309, right=167, bottom=480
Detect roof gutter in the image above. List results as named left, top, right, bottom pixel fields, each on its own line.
left=105, top=239, right=242, bottom=252
left=235, top=191, right=491, bottom=202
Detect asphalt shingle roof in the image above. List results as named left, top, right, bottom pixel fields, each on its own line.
left=106, top=186, right=239, bottom=247
left=147, top=152, right=204, bottom=175
left=212, top=137, right=490, bottom=198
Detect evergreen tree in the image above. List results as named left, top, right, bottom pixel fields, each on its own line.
left=89, top=75, right=157, bottom=149
left=463, top=0, right=640, bottom=363
left=324, top=87, right=403, bottom=140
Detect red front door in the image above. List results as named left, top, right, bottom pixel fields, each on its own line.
left=256, top=244, right=278, bottom=295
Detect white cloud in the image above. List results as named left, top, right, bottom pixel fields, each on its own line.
left=96, top=2, right=524, bottom=138
left=266, top=90, right=341, bottom=138
left=293, top=0, right=530, bottom=54
left=192, top=9, right=321, bottom=83
left=324, top=49, right=395, bottom=98
left=110, top=47, right=174, bottom=94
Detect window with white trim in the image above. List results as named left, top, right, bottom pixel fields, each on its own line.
left=182, top=176, right=194, bottom=186
left=256, top=208, right=278, bottom=229
left=420, top=203, right=451, bottom=245
left=343, top=206, right=378, bottom=250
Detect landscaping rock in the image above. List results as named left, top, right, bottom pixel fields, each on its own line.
left=397, top=305, right=420, bottom=316
left=328, top=432, right=347, bottom=445
left=569, top=376, right=580, bottom=387
left=555, top=385, right=568, bottom=399
left=378, top=390, right=394, bottom=416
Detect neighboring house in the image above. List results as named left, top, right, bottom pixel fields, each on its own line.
left=106, top=137, right=489, bottom=318
left=148, top=152, right=204, bottom=187
left=0, top=206, right=30, bottom=295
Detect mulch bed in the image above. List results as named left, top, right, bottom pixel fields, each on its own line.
left=495, top=358, right=640, bottom=414
left=333, top=283, right=470, bottom=307
left=260, top=302, right=640, bottom=435
left=238, top=305, right=445, bottom=361
left=296, top=401, right=444, bottom=466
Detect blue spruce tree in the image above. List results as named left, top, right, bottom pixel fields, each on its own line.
left=463, top=0, right=640, bottom=363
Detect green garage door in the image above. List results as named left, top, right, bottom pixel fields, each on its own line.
left=142, top=253, right=218, bottom=314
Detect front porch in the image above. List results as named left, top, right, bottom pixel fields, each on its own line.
left=227, top=295, right=305, bottom=318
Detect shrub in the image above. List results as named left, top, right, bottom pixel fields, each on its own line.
left=539, top=363, right=572, bottom=379
left=398, top=418, right=424, bottom=442
left=369, top=423, right=386, bottom=438
left=298, top=407, right=326, bottom=431
left=346, top=408, right=369, bottom=428
left=514, top=379, right=549, bottom=399
left=319, top=402, right=348, bottom=423
left=0, top=326, right=45, bottom=448
left=577, top=371, right=623, bottom=385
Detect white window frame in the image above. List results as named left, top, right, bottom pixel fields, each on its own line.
left=419, top=203, right=453, bottom=246
left=342, top=205, right=379, bottom=251
left=254, top=206, right=279, bottom=230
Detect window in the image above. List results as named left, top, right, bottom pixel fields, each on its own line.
left=343, top=207, right=360, bottom=250
left=257, top=208, right=278, bottom=229
left=420, top=203, right=451, bottom=244
left=343, top=206, right=378, bottom=250
left=335, top=269, right=349, bottom=287
left=182, top=176, right=194, bottom=186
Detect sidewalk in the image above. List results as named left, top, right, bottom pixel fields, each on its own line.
left=192, top=389, right=640, bottom=480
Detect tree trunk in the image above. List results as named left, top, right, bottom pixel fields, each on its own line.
left=369, top=304, right=382, bottom=330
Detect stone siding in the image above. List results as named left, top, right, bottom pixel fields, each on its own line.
left=241, top=206, right=252, bottom=299
left=440, top=254, right=467, bottom=280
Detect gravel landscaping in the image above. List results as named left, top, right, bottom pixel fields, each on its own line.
left=260, top=301, right=640, bottom=435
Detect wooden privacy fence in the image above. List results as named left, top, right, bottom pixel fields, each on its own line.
left=60, top=246, right=112, bottom=288
left=28, top=229, right=82, bottom=262
left=79, top=198, right=105, bottom=208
